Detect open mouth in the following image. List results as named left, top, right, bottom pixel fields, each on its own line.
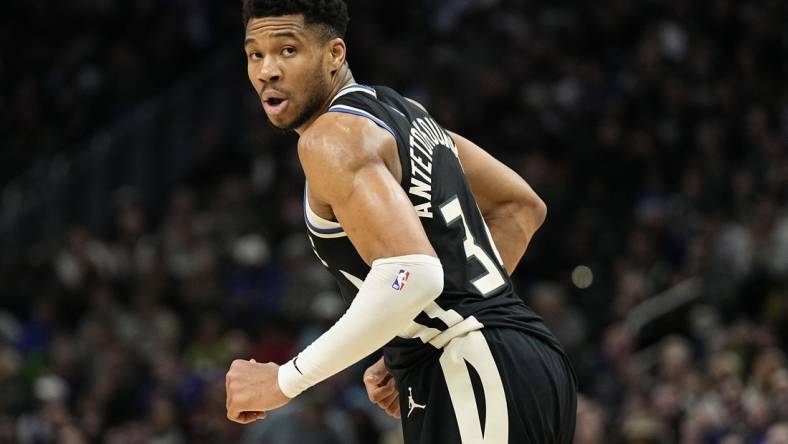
left=263, top=97, right=288, bottom=115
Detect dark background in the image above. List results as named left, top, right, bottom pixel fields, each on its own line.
left=1, top=1, right=787, bottom=443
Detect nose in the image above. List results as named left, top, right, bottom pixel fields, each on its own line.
left=257, top=57, right=282, bottom=84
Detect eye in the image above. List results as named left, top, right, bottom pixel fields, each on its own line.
left=248, top=51, right=262, bottom=61
left=282, top=47, right=297, bottom=57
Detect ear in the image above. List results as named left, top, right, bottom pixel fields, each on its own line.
left=327, top=38, right=347, bottom=74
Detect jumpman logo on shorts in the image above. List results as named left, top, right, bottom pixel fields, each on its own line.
left=407, top=387, right=426, bottom=417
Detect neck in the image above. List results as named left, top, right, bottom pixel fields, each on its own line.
left=295, top=64, right=355, bottom=136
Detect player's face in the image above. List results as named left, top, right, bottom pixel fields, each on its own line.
left=244, top=15, right=333, bottom=131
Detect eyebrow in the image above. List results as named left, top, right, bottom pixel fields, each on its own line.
left=272, top=31, right=298, bottom=39
left=244, top=31, right=300, bottom=46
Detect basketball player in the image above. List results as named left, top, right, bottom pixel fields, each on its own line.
left=225, top=1, right=577, bottom=442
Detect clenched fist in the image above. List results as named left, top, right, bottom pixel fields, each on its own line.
left=364, top=356, right=401, bottom=418
left=225, top=359, right=291, bottom=424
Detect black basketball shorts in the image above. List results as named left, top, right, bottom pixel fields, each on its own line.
left=396, top=328, right=577, bottom=444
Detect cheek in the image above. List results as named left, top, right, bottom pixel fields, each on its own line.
left=247, top=64, right=262, bottom=90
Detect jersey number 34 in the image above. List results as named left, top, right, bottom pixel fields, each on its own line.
left=439, top=196, right=507, bottom=297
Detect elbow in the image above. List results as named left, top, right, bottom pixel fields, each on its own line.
left=515, top=192, right=547, bottom=231
left=411, top=261, right=444, bottom=313
left=424, top=263, right=445, bottom=303
left=531, top=196, right=547, bottom=228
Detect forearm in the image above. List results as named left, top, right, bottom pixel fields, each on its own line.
left=484, top=201, right=546, bottom=276
left=278, top=254, right=443, bottom=398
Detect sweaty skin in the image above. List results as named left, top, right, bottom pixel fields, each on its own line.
left=228, top=13, right=546, bottom=423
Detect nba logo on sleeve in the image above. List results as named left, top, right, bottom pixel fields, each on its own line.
left=392, top=269, right=410, bottom=291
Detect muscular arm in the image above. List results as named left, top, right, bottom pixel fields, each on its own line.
left=226, top=113, right=445, bottom=421
left=449, top=131, right=547, bottom=276
left=275, top=113, right=444, bottom=399
left=300, top=114, right=436, bottom=264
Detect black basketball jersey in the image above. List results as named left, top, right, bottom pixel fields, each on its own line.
left=304, top=83, right=564, bottom=377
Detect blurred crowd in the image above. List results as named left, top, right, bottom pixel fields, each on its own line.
left=0, top=0, right=239, bottom=186
left=2, top=0, right=788, bottom=443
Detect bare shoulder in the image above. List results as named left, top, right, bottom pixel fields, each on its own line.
left=298, top=112, right=381, bottom=169
left=298, top=112, right=396, bottom=202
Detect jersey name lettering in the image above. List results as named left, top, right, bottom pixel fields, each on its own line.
left=408, top=117, right=458, bottom=219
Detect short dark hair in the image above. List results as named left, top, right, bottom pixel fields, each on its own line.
left=242, top=0, right=350, bottom=39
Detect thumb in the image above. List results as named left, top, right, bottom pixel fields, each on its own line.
left=250, top=359, right=256, bottom=363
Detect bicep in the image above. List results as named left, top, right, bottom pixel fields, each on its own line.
left=332, top=163, right=436, bottom=264
left=448, top=130, right=538, bottom=215
left=300, top=116, right=436, bottom=265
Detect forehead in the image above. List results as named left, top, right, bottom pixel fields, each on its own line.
left=245, top=14, right=312, bottom=41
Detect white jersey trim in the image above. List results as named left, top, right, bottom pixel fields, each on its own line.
left=304, top=183, right=347, bottom=239
left=439, top=330, right=509, bottom=443
left=329, top=83, right=377, bottom=106
left=326, top=104, right=397, bottom=139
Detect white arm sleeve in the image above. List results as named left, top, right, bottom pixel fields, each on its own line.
left=278, top=254, right=443, bottom=398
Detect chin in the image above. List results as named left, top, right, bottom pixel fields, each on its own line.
left=265, top=115, right=294, bottom=130
left=265, top=106, right=312, bottom=132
